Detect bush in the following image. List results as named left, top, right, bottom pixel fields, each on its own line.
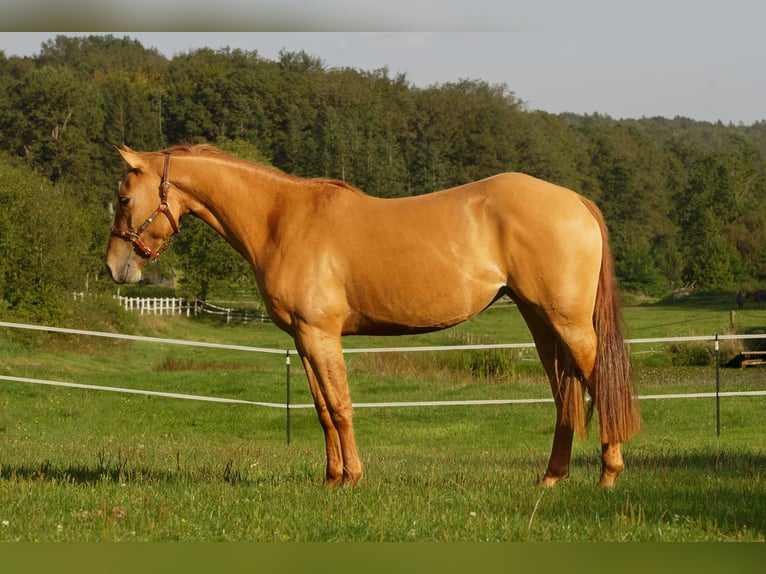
left=442, top=348, right=519, bottom=381
left=0, top=155, right=92, bottom=323
left=668, top=342, right=714, bottom=367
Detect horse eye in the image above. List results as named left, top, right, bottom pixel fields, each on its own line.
left=119, top=196, right=131, bottom=207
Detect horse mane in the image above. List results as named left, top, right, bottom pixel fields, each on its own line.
left=161, top=143, right=232, bottom=158
left=160, top=143, right=365, bottom=195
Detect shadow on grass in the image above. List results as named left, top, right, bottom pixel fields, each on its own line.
left=0, top=460, right=178, bottom=485
left=568, top=448, right=766, bottom=538
left=0, top=451, right=323, bottom=488
left=0, top=458, right=270, bottom=486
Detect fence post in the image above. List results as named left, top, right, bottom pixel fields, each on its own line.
left=285, top=350, right=292, bottom=446
left=715, top=334, right=721, bottom=437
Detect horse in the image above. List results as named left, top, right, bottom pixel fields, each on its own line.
left=105, top=144, right=640, bottom=488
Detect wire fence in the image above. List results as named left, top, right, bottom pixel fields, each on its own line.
left=2, top=320, right=765, bottom=444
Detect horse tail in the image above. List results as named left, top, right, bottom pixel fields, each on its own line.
left=580, top=196, right=641, bottom=444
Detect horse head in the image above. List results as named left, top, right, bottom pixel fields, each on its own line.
left=105, top=147, right=182, bottom=284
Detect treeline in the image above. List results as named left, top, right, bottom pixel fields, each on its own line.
left=2, top=34, right=766, bottom=321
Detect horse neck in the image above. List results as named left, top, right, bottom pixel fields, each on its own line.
left=175, top=155, right=291, bottom=268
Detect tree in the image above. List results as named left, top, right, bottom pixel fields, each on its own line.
left=0, top=155, right=91, bottom=322
left=163, top=48, right=273, bottom=147
left=615, top=236, right=665, bottom=296
left=37, top=34, right=167, bottom=79
left=572, top=118, right=679, bottom=294
left=310, top=67, right=412, bottom=196
left=7, top=65, right=105, bottom=190
left=513, top=112, right=591, bottom=189
left=408, top=80, right=523, bottom=193
left=96, top=69, right=166, bottom=151
left=670, top=144, right=760, bottom=288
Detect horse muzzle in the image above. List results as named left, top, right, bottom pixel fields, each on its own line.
left=105, top=247, right=144, bottom=285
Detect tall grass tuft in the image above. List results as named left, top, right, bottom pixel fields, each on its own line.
left=347, top=330, right=537, bottom=386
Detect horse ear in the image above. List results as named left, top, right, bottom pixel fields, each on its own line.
left=115, top=145, right=146, bottom=171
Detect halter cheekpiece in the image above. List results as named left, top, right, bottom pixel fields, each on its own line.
left=111, top=152, right=180, bottom=260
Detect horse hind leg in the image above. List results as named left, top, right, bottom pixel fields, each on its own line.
left=516, top=303, right=583, bottom=487
left=562, top=326, right=627, bottom=487
left=548, top=319, right=631, bottom=488
left=516, top=300, right=628, bottom=487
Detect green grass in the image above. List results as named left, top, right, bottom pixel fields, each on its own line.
left=0, top=291, right=765, bottom=541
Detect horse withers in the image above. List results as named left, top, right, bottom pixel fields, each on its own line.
left=105, top=145, right=640, bottom=488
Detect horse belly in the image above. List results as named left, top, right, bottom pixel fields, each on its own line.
left=341, top=251, right=505, bottom=336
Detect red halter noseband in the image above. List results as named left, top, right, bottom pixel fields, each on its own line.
left=111, top=153, right=180, bottom=261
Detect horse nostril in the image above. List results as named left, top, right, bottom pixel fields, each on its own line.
left=105, top=262, right=124, bottom=284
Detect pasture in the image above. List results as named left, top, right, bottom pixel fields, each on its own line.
left=0, top=293, right=764, bottom=541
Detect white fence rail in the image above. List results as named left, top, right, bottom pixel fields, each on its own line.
left=117, top=296, right=192, bottom=316
left=1, top=321, right=765, bottom=444
left=195, top=300, right=272, bottom=324
left=113, top=296, right=271, bottom=323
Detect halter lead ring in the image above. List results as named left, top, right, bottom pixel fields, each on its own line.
left=111, top=153, right=180, bottom=261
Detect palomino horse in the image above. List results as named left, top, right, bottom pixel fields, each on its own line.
left=105, top=145, right=640, bottom=487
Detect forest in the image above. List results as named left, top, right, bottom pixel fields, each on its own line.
left=2, top=33, right=766, bottom=322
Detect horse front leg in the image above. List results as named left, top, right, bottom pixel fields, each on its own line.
left=295, top=326, right=363, bottom=486
left=300, top=356, right=344, bottom=485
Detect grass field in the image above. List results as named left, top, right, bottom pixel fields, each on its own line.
left=0, top=292, right=765, bottom=541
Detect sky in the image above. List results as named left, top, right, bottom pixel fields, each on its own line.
left=2, top=1, right=766, bottom=125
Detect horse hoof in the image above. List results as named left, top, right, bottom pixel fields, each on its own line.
left=539, top=472, right=567, bottom=488
left=341, top=471, right=363, bottom=486
left=599, top=461, right=624, bottom=488
left=598, top=474, right=618, bottom=488
left=325, top=474, right=343, bottom=487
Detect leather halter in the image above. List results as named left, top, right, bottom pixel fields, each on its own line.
left=110, top=153, right=180, bottom=260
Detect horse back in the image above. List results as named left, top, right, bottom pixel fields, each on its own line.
left=293, top=173, right=604, bottom=335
